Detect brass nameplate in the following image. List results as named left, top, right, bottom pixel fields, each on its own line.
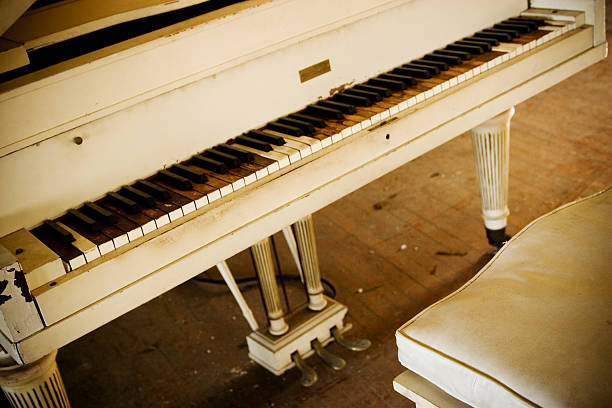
left=299, top=59, right=331, bottom=83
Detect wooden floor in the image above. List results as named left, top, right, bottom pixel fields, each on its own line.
left=25, top=12, right=612, bottom=408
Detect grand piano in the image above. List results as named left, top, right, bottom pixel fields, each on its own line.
left=0, top=0, right=606, bottom=406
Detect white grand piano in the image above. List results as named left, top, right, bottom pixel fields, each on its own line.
left=0, top=0, right=606, bottom=406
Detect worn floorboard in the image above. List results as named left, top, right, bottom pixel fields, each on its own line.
left=18, top=11, right=611, bottom=408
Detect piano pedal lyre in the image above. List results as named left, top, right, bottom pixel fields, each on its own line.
left=247, top=215, right=369, bottom=386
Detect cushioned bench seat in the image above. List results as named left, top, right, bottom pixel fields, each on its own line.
left=394, top=188, right=612, bottom=407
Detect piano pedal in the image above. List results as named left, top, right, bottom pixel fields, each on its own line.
left=331, top=326, right=371, bottom=351
left=312, top=339, right=346, bottom=370
left=291, top=352, right=318, bottom=387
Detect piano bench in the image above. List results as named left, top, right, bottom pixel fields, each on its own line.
left=394, top=187, right=612, bottom=407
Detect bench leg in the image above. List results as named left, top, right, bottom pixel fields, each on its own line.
left=292, top=215, right=327, bottom=311
left=251, top=237, right=289, bottom=336
left=0, top=350, right=71, bottom=408
left=471, top=107, right=515, bottom=248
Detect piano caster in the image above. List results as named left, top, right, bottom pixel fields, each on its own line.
left=485, top=227, right=512, bottom=250
left=312, top=339, right=345, bottom=371
left=331, top=326, right=371, bottom=352
left=291, top=352, right=318, bottom=387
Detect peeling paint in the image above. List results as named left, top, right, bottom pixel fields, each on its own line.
left=328, top=81, right=354, bottom=96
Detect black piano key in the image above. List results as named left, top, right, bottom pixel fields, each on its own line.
left=455, top=39, right=491, bottom=52
left=43, top=220, right=75, bottom=243
left=483, top=28, right=519, bottom=39
left=494, top=23, right=530, bottom=33
left=81, top=201, right=118, bottom=224
left=490, top=27, right=521, bottom=39
left=317, top=100, right=356, bottom=114
left=234, top=135, right=273, bottom=152
left=473, top=31, right=510, bottom=42
left=353, top=84, right=392, bottom=97
left=332, top=92, right=372, bottom=107
left=276, top=117, right=316, bottom=134
left=305, top=104, right=344, bottom=119
left=368, top=77, right=406, bottom=90
left=505, top=18, right=538, bottom=30
left=393, top=66, right=431, bottom=78
left=120, top=185, right=155, bottom=207
left=169, top=164, right=207, bottom=184
left=107, top=192, right=141, bottom=214
left=67, top=209, right=100, bottom=232
left=247, top=130, right=286, bottom=146
left=433, top=49, right=471, bottom=61
left=191, top=154, right=229, bottom=173
left=423, top=53, right=461, bottom=66
left=214, top=144, right=254, bottom=162
left=378, top=73, right=416, bottom=86
left=288, top=113, right=327, bottom=128
left=464, top=35, right=499, bottom=46
left=344, top=88, right=382, bottom=102
left=266, top=121, right=305, bottom=136
left=203, top=148, right=242, bottom=167
left=157, top=169, right=193, bottom=191
left=134, top=180, right=171, bottom=200
left=411, top=59, right=449, bottom=71
left=507, top=17, right=546, bottom=27
left=403, top=63, right=438, bottom=75
left=447, top=43, right=483, bottom=55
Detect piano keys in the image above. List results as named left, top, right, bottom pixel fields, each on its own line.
left=20, top=14, right=580, bottom=273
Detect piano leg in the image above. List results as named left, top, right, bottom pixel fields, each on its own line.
left=0, top=350, right=71, bottom=407
left=250, top=237, right=289, bottom=336
left=291, top=215, right=327, bottom=311
left=471, top=107, right=515, bottom=248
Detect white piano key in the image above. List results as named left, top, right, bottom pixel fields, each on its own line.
left=112, top=234, right=129, bottom=249
left=398, top=100, right=408, bottom=111
left=351, top=122, right=362, bottom=133
left=449, top=77, right=458, bottom=86
left=370, top=113, right=381, bottom=125
left=283, top=134, right=322, bottom=153
left=441, top=81, right=450, bottom=91
left=360, top=118, right=371, bottom=129
left=206, top=190, right=222, bottom=202
left=127, top=227, right=143, bottom=242
left=168, top=208, right=183, bottom=222
left=320, top=136, right=332, bottom=148
left=218, top=184, right=233, bottom=197
left=480, top=63, right=488, bottom=73
left=473, top=66, right=481, bottom=75
left=416, top=93, right=425, bottom=103
left=340, top=127, right=352, bottom=138
left=56, top=222, right=100, bottom=263
left=331, top=133, right=342, bottom=143
left=254, top=167, right=268, bottom=180
left=154, top=214, right=170, bottom=228
left=242, top=173, right=256, bottom=185
left=424, top=89, right=434, bottom=98
left=389, top=105, right=399, bottom=115
left=191, top=195, right=209, bottom=209
left=231, top=178, right=246, bottom=190
left=380, top=109, right=391, bottom=120
left=432, top=84, right=442, bottom=94
left=465, top=70, right=473, bottom=80
left=272, top=145, right=301, bottom=163
left=407, top=97, right=417, bottom=107
left=68, top=255, right=86, bottom=271
left=141, top=219, right=157, bottom=234
left=458, top=73, right=466, bottom=83
left=98, top=240, right=115, bottom=256
left=283, top=139, right=312, bottom=158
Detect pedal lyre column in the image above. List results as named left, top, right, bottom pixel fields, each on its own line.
left=251, top=238, right=289, bottom=336
left=292, top=215, right=327, bottom=311
left=471, top=107, right=514, bottom=248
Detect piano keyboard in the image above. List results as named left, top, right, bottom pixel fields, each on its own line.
left=29, top=14, right=576, bottom=273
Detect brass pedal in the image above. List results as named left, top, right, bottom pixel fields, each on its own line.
left=331, top=326, right=371, bottom=351
left=312, top=339, right=346, bottom=370
left=291, top=352, right=318, bottom=387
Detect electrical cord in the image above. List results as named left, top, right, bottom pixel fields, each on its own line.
left=192, top=274, right=337, bottom=299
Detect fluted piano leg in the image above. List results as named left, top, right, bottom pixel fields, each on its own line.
left=0, top=350, right=71, bottom=408
left=292, top=215, right=327, bottom=311
left=251, top=237, right=289, bottom=336
left=471, top=107, right=515, bottom=248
